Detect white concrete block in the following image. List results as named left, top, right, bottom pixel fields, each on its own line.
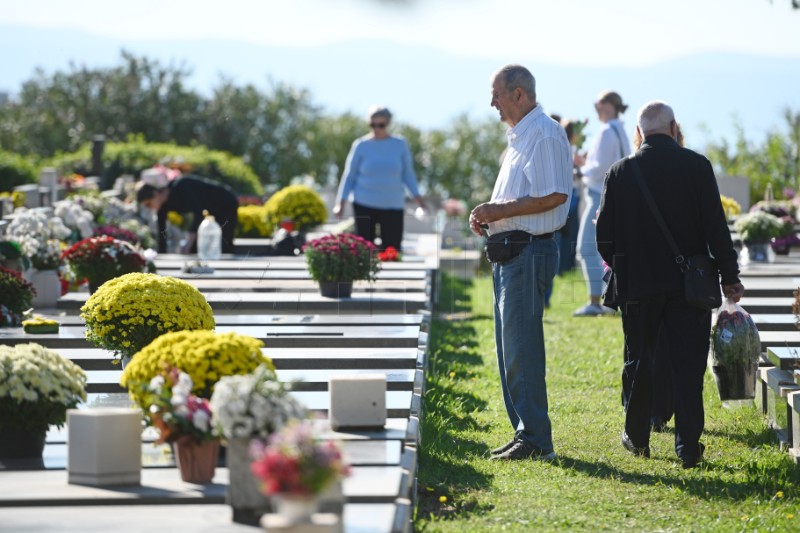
left=67, top=408, right=142, bottom=486
left=329, top=374, right=386, bottom=430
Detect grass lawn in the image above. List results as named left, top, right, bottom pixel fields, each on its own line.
left=416, top=270, right=799, bottom=532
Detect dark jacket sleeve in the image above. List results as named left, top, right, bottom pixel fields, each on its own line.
left=176, top=181, right=205, bottom=234
left=696, top=157, right=740, bottom=285
left=157, top=209, right=167, bottom=253
left=596, top=171, right=615, bottom=266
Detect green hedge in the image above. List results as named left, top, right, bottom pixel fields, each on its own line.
left=46, top=136, right=264, bottom=196
left=0, top=150, right=38, bottom=192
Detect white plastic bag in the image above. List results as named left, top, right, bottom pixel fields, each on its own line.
left=710, top=298, right=761, bottom=400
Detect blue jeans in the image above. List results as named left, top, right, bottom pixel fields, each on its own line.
left=577, top=187, right=604, bottom=298
left=492, top=238, right=558, bottom=453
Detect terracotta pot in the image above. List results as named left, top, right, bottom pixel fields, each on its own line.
left=174, top=438, right=219, bottom=484
left=318, top=281, right=353, bottom=299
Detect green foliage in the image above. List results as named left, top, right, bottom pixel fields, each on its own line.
left=0, top=149, right=38, bottom=192
left=46, top=135, right=263, bottom=196
left=417, top=270, right=800, bottom=532
left=707, top=109, right=800, bottom=202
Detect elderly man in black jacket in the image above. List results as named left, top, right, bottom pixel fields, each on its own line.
left=596, top=101, right=744, bottom=468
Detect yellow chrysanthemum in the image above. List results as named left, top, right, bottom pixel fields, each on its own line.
left=120, top=330, right=273, bottom=406
left=264, top=185, right=327, bottom=236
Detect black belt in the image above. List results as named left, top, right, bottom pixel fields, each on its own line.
left=492, top=230, right=553, bottom=242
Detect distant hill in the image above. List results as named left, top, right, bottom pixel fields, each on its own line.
left=2, top=24, right=799, bottom=149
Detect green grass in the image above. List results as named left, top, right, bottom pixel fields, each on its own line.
left=416, top=270, right=800, bottom=532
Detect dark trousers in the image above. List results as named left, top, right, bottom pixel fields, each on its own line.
left=621, top=292, right=710, bottom=459
left=622, top=331, right=675, bottom=424
left=352, top=203, right=403, bottom=251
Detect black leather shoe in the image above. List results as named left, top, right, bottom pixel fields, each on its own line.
left=621, top=431, right=650, bottom=458
left=681, top=443, right=705, bottom=469
left=490, top=437, right=518, bottom=456
left=491, top=439, right=557, bottom=461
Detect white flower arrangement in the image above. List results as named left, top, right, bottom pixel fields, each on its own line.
left=0, top=343, right=87, bottom=433
left=54, top=200, right=94, bottom=239
left=100, top=197, right=138, bottom=226
left=210, top=364, right=306, bottom=441
left=5, top=208, right=71, bottom=266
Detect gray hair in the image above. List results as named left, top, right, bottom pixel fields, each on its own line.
left=368, top=105, right=392, bottom=122
left=637, top=101, right=675, bottom=135
left=493, top=64, right=536, bottom=100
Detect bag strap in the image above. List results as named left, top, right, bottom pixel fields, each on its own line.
left=628, top=157, right=689, bottom=273
left=608, top=123, right=627, bottom=160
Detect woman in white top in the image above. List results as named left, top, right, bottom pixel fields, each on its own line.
left=573, top=91, right=631, bottom=316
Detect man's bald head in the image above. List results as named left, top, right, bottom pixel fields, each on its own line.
left=637, top=101, right=676, bottom=138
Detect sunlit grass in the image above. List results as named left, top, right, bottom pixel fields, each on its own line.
left=416, top=270, right=800, bottom=532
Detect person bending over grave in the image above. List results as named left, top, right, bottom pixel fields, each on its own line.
left=137, top=175, right=239, bottom=254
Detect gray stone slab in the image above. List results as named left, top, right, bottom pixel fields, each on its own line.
left=767, top=346, right=800, bottom=371
left=57, top=291, right=430, bottom=314
left=32, top=439, right=401, bottom=471
left=48, top=347, right=421, bottom=371
left=760, top=331, right=800, bottom=352
left=44, top=313, right=428, bottom=328
left=739, top=264, right=800, bottom=277
left=737, top=277, right=800, bottom=298
left=0, top=503, right=396, bottom=533
left=1, top=324, right=422, bottom=349
left=0, top=465, right=404, bottom=506
left=75, top=390, right=414, bottom=418
left=177, top=278, right=428, bottom=293
left=751, top=314, right=796, bottom=332
left=158, top=268, right=428, bottom=281
left=736, top=297, right=794, bottom=314
left=154, top=256, right=432, bottom=271
left=82, top=368, right=416, bottom=393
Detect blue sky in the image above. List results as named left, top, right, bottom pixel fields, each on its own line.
left=3, top=0, right=798, bottom=66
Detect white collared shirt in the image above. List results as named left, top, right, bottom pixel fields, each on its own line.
left=580, top=118, right=631, bottom=192
left=488, top=105, right=573, bottom=236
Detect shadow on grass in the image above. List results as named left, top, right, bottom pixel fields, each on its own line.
left=702, top=424, right=780, bottom=447
left=417, top=274, right=495, bottom=523
left=557, top=454, right=800, bottom=501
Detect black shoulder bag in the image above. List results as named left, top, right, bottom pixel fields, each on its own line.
left=600, top=124, right=628, bottom=309
left=628, top=157, right=722, bottom=310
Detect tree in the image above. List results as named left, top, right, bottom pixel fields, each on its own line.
left=707, top=109, right=800, bottom=201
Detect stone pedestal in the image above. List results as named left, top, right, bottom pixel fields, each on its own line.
left=329, top=374, right=386, bottom=430
left=260, top=513, right=341, bottom=533
left=67, top=408, right=142, bottom=486
left=29, top=269, right=61, bottom=308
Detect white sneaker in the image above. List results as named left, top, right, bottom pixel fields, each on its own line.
left=572, top=304, right=606, bottom=317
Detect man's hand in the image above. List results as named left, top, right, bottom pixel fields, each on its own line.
left=469, top=202, right=499, bottom=236
left=722, top=282, right=745, bottom=302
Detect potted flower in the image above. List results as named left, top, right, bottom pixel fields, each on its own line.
left=5, top=208, right=71, bottom=306
left=0, top=343, right=87, bottom=459
left=250, top=420, right=350, bottom=523
left=81, top=273, right=215, bottom=364
left=264, top=184, right=327, bottom=238
left=303, top=233, right=380, bottom=298
left=0, top=266, right=35, bottom=327
left=62, top=236, right=147, bottom=292
left=720, top=194, right=741, bottom=222
left=120, top=330, right=271, bottom=406
left=733, top=210, right=784, bottom=263
left=210, top=365, right=307, bottom=524
left=377, top=246, right=402, bottom=262
left=131, top=366, right=218, bottom=483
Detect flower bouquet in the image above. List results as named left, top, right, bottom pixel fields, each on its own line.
left=250, top=420, right=350, bottom=521
left=120, top=330, right=270, bottom=405
left=0, top=343, right=87, bottom=458
left=303, top=233, right=380, bottom=298
left=132, top=366, right=219, bottom=483
left=53, top=199, right=94, bottom=240
left=62, top=236, right=146, bottom=291
left=710, top=299, right=761, bottom=400
left=81, top=273, right=215, bottom=363
left=734, top=210, right=785, bottom=244
left=264, top=185, right=327, bottom=237
left=0, top=266, right=35, bottom=327
left=4, top=208, right=70, bottom=269
left=210, top=364, right=307, bottom=517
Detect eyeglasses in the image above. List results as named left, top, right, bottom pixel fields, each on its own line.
left=370, top=123, right=388, bottom=129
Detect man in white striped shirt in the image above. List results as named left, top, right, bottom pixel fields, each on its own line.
left=469, top=64, right=572, bottom=461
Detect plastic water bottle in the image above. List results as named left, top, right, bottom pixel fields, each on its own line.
left=197, top=210, right=222, bottom=261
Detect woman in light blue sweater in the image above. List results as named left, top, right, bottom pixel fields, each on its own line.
left=333, top=106, right=425, bottom=251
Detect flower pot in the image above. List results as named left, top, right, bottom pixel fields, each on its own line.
left=29, top=269, right=61, bottom=308
left=0, top=426, right=47, bottom=459
left=318, top=281, right=353, bottom=299
left=174, top=438, right=219, bottom=484
left=226, top=438, right=272, bottom=524
left=742, top=242, right=774, bottom=264
left=712, top=362, right=757, bottom=401
left=271, top=494, right=318, bottom=524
